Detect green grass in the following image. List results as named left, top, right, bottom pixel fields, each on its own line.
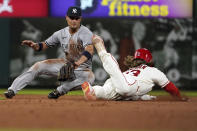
left=0, top=129, right=174, bottom=131
left=0, top=129, right=130, bottom=131
left=148, top=90, right=197, bottom=97
left=0, top=129, right=121, bottom=131
left=0, top=89, right=83, bottom=95
left=0, top=97, right=5, bottom=100
left=0, top=89, right=197, bottom=96
left=0, top=129, right=142, bottom=131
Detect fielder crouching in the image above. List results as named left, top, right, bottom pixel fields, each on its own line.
left=4, top=6, right=95, bottom=99
left=81, top=35, right=188, bottom=101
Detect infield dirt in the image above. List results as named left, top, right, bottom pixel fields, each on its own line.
left=0, top=95, right=197, bottom=131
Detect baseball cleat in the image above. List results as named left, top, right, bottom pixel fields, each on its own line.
left=48, top=89, right=61, bottom=99
left=4, top=89, right=15, bottom=99
left=81, top=81, right=96, bottom=100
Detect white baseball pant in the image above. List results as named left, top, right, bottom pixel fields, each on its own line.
left=92, top=51, right=138, bottom=100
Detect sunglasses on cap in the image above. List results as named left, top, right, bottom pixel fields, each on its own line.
left=69, top=16, right=81, bottom=20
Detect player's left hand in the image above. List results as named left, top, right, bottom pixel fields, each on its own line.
left=174, top=95, right=189, bottom=102
left=57, top=61, right=76, bottom=81
left=179, top=96, right=189, bottom=101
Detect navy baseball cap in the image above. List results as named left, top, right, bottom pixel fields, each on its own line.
left=67, top=6, right=82, bottom=17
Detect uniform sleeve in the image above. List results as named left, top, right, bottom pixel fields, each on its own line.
left=45, top=31, right=60, bottom=48
left=79, top=29, right=93, bottom=48
left=163, top=82, right=181, bottom=97
left=150, top=68, right=169, bottom=88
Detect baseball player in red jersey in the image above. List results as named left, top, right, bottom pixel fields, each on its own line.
left=81, top=35, right=187, bottom=101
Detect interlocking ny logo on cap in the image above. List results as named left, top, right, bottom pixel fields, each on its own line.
left=72, top=8, right=77, bottom=14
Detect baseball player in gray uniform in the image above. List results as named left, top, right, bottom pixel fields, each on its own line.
left=4, top=6, right=95, bottom=99
left=81, top=35, right=187, bottom=101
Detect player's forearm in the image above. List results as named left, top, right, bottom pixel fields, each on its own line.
left=21, top=40, right=48, bottom=51
left=75, top=45, right=94, bottom=67
left=75, top=55, right=88, bottom=67
left=163, top=81, right=181, bottom=98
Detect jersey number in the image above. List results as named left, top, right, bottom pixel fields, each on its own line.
left=126, top=69, right=141, bottom=77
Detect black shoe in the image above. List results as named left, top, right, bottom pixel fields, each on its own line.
left=4, top=90, right=15, bottom=99
left=48, top=89, right=61, bottom=99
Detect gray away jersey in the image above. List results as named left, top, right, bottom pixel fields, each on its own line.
left=45, top=25, right=93, bottom=69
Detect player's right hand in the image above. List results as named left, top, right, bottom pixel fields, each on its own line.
left=21, top=40, right=38, bottom=50
left=21, top=40, right=35, bottom=47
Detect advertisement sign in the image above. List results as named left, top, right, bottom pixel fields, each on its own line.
left=0, top=0, right=48, bottom=17
left=50, top=0, right=193, bottom=18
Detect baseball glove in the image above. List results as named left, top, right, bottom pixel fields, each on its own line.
left=57, top=61, right=76, bottom=81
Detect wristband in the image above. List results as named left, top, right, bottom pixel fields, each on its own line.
left=82, top=51, right=92, bottom=60
left=37, top=42, right=43, bottom=51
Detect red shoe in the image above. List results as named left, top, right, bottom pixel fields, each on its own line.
left=81, top=82, right=96, bottom=100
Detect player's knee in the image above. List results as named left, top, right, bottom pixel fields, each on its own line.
left=117, top=90, right=129, bottom=96
left=31, top=61, right=44, bottom=71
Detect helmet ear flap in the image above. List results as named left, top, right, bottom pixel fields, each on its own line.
left=134, top=48, right=152, bottom=63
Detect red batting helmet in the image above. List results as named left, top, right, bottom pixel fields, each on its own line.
left=134, top=48, right=152, bottom=63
